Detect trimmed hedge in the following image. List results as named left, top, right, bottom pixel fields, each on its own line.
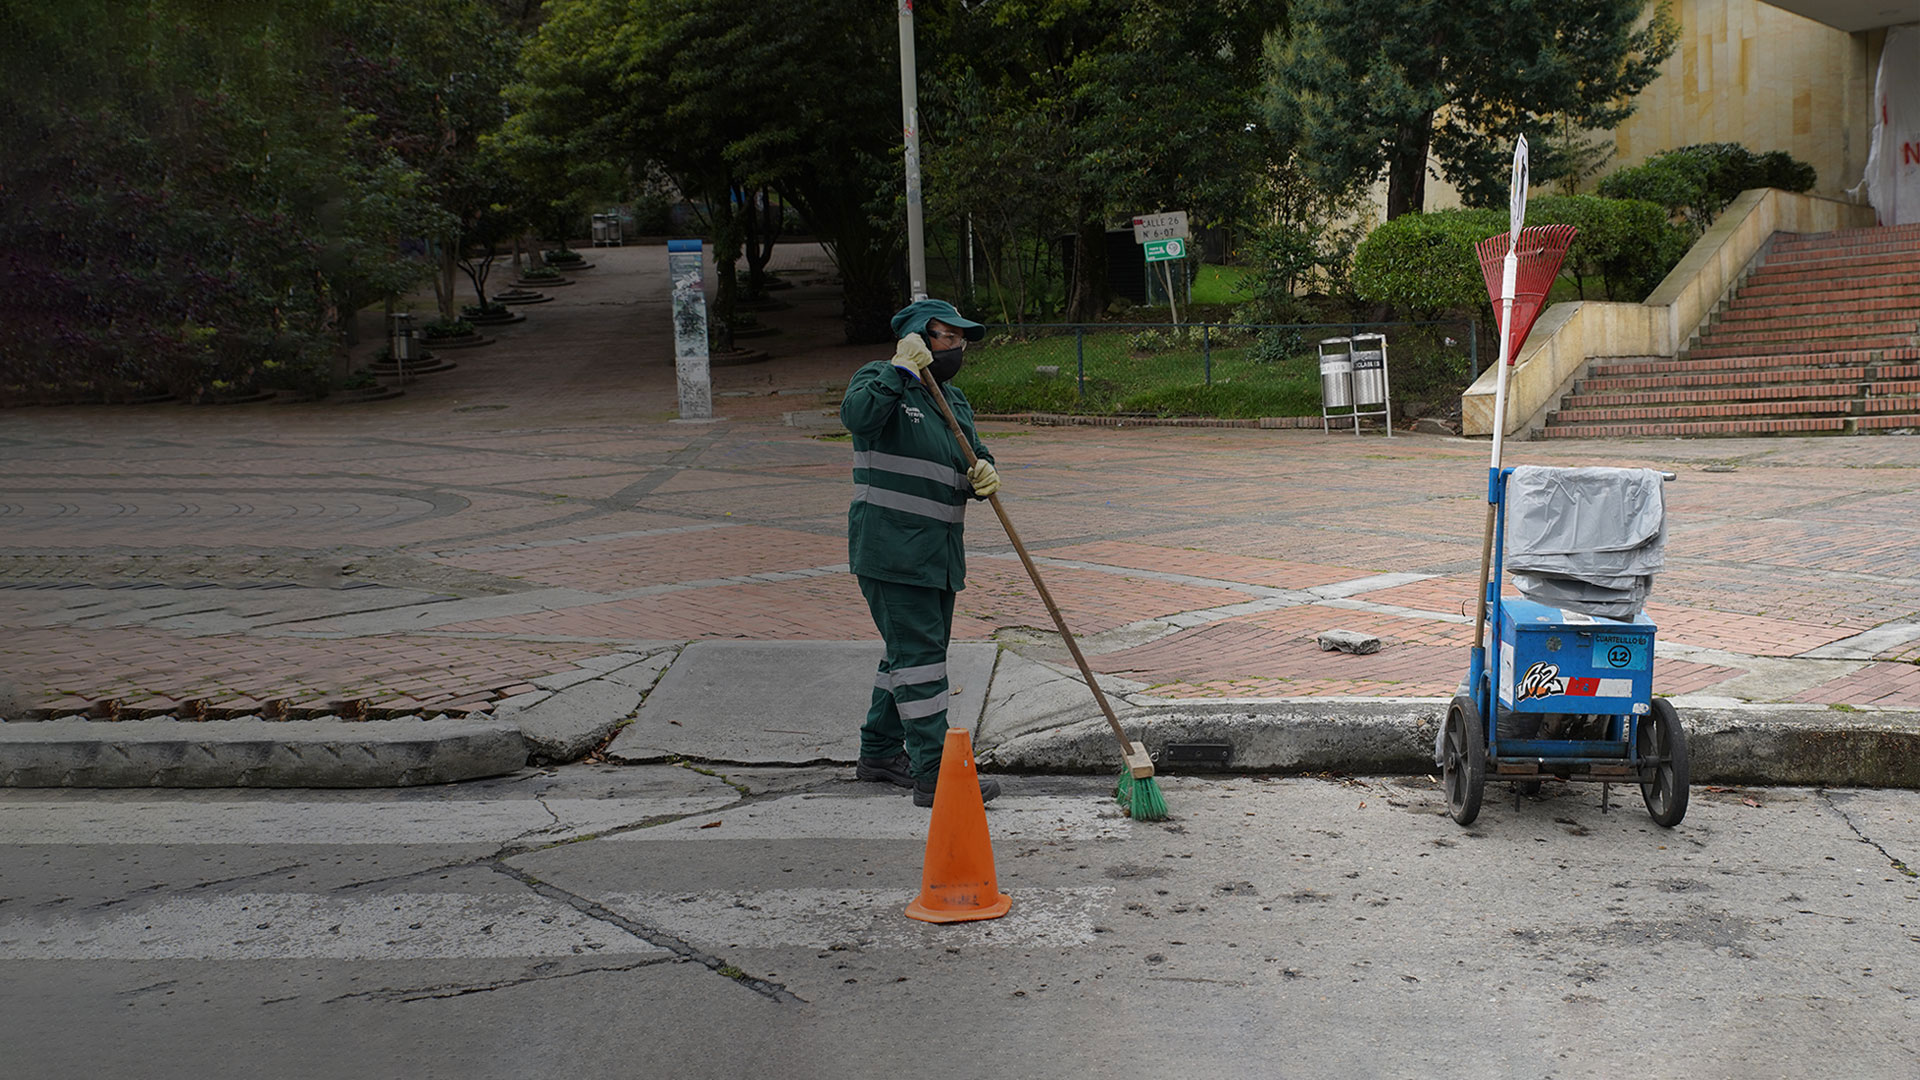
left=1352, top=196, right=1690, bottom=317
left=1595, top=142, right=1816, bottom=235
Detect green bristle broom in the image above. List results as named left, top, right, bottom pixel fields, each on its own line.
left=921, top=371, right=1169, bottom=821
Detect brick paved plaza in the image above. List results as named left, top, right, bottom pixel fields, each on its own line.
left=4, top=243, right=1919, bottom=718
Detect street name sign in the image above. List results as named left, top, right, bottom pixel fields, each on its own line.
left=1132, top=211, right=1189, bottom=243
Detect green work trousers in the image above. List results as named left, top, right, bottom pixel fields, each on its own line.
left=858, top=575, right=956, bottom=782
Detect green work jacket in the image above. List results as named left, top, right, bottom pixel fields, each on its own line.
left=840, top=359, right=994, bottom=591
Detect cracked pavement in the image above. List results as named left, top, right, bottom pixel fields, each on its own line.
left=1, top=765, right=1914, bottom=1078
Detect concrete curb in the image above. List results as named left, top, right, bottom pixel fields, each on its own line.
left=5, top=676, right=1918, bottom=790
left=0, top=716, right=528, bottom=788
left=983, top=699, right=1920, bottom=788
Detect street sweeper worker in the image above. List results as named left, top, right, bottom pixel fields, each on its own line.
left=841, top=298, right=1003, bottom=808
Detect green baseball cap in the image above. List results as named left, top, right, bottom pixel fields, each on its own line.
left=890, top=298, right=985, bottom=342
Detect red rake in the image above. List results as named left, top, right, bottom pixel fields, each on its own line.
left=1475, top=224, right=1578, bottom=363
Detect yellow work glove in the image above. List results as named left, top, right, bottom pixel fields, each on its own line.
left=967, top=459, right=1000, bottom=498
left=891, top=333, right=933, bottom=378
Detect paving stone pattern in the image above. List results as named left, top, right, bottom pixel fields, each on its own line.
left=3, top=243, right=1920, bottom=719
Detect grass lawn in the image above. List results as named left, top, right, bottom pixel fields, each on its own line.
left=953, top=326, right=1324, bottom=419
left=1189, top=263, right=1253, bottom=306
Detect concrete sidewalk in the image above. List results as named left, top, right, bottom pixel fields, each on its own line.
left=4, top=242, right=1920, bottom=786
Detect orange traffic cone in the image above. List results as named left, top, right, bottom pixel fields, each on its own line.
left=905, top=728, right=1011, bottom=923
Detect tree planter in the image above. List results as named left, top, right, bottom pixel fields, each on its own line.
left=465, top=310, right=526, bottom=327
left=419, top=332, right=495, bottom=349
left=513, top=276, right=572, bottom=288
left=491, top=288, right=555, bottom=306
left=330, top=384, right=405, bottom=404
left=366, top=356, right=458, bottom=377
left=197, top=389, right=276, bottom=406
left=711, top=347, right=770, bottom=366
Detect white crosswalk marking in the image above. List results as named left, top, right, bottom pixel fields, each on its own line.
left=0, top=797, right=735, bottom=846
left=605, top=887, right=1112, bottom=950
left=0, top=893, right=669, bottom=961
left=623, top=794, right=1131, bottom=842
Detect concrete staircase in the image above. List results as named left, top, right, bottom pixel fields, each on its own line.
left=1540, top=223, right=1920, bottom=438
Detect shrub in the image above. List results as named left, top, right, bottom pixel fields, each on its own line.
left=1354, top=197, right=1692, bottom=316
left=1528, top=195, right=1690, bottom=301
left=421, top=319, right=477, bottom=339
left=1596, top=142, right=1816, bottom=235
left=1352, top=210, right=1504, bottom=317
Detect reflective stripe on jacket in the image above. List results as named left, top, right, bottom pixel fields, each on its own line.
left=840, top=359, right=993, bottom=590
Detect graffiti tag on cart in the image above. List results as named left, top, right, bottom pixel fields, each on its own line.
left=1517, top=662, right=1565, bottom=701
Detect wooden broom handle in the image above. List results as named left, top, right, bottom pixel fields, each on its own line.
left=916, top=372, right=1136, bottom=755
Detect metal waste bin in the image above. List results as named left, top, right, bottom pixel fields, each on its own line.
left=602, top=210, right=623, bottom=246
left=1318, top=337, right=1353, bottom=408
left=591, top=213, right=610, bottom=247
left=388, top=312, right=416, bottom=364
left=1350, top=333, right=1388, bottom=405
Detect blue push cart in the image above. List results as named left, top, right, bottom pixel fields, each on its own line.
left=1451, top=138, right=1688, bottom=828
left=1442, top=466, right=1689, bottom=828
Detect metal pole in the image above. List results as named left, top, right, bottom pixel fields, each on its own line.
left=1075, top=326, right=1085, bottom=393
left=897, top=1, right=928, bottom=301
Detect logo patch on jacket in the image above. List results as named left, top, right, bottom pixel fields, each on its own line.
left=903, top=405, right=925, bottom=424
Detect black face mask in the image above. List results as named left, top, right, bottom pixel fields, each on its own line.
left=928, top=346, right=964, bottom=383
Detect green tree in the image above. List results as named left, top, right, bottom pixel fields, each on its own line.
left=320, top=0, right=521, bottom=321
left=1266, top=0, right=1678, bottom=220
left=0, top=1, right=454, bottom=402
left=928, top=1, right=1288, bottom=321
left=504, top=0, right=905, bottom=344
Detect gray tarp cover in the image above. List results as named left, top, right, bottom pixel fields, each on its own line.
left=1504, top=466, right=1666, bottom=617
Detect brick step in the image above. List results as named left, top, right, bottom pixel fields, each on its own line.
left=1720, top=290, right=1920, bottom=319
left=1687, top=335, right=1915, bottom=360
left=1737, top=266, right=1920, bottom=294
left=1698, top=320, right=1919, bottom=347
left=1578, top=368, right=1920, bottom=395
left=1579, top=366, right=1871, bottom=392
left=1591, top=349, right=1919, bottom=377
left=1552, top=398, right=1858, bottom=424
left=1860, top=413, right=1920, bottom=430
left=1539, top=416, right=1851, bottom=439
left=1704, top=309, right=1917, bottom=334
left=1759, top=240, right=1920, bottom=267
left=1771, top=222, right=1920, bottom=246
left=1564, top=382, right=1868, bottom=409
left=1771, top=223, right=1920, bottom=254
left=1733, top=274, right=1920, bottom=302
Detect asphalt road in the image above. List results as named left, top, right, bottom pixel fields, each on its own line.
left=3, top=766, right=1915, bottom=1079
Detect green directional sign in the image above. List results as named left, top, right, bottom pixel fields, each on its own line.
left=1144, top=237, right=1185, bottom=262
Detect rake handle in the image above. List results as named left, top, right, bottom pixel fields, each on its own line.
left=915, top=372, right=1137, bottom=757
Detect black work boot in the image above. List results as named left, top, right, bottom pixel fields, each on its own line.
left=912, top=773, right=1001, bottom=808
left=855, top=751, right=914, bottom=788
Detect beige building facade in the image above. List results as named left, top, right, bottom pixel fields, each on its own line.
left=1602, top=0, right=1896, bottom=199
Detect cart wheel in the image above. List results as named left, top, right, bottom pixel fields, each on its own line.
left=1443, top=695, right=1486, bottom=826
left=1637, top=698, right=1690, bottom=827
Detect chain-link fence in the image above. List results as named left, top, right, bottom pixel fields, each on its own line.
left=953, top=320, right=1481, bottom=419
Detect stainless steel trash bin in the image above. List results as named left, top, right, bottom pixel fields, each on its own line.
left=388, top=312, right=415, bottom=363
left=1350, top=333, right=1387, bottom=405
left=591, top=213, right=610, bottom=246
left=1318, top=337, right=1353, bottom=408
